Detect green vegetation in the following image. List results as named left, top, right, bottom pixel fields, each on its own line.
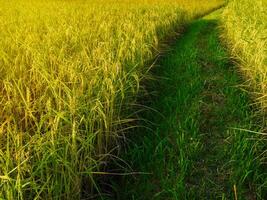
left=221, top=0, right=267, bottom=111
left=108, top=10, right=267, bottom=199
left=0, top=0, right=224, bottom=199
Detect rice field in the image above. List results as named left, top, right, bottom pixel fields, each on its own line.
left=221, top=0, right=267, bottom=112
left=0, top=0, right=224, bottom=199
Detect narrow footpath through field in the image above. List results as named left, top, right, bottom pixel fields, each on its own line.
left=105, top=9, right=265, bottom=200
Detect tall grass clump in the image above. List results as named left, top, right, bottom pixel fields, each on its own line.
left=221, top=0, right=267, bottom=112
left=0, top=0, right=224, bottom=199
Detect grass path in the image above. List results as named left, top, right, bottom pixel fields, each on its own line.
left=105, top=10, right=266, bottom=200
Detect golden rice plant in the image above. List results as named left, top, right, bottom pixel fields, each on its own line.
left=0, top=0, right=224, bottom=199
left=221, top=0, right=267, bottom=112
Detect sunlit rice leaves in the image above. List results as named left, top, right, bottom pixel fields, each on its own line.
left=0, top=0, right=224, bottom=199
left=221, top=0, right=267, bottom=111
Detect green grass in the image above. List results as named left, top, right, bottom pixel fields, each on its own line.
left=106, top=9, right=267, bottom=199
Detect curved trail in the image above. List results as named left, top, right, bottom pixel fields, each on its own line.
left=105, top=9, right=264, bottom=200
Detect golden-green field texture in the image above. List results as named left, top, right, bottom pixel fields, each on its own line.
left=0, top=0, right=224, bottom=199
left=222, top=0, right=267, bottom=112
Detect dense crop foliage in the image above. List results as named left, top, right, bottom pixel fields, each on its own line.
left=0, top=0, right=223, bottom=199
left=221, top=1, right=267, bottom=198
left=221, top=0, right=267, bottom=111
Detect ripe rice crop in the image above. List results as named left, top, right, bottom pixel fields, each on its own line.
left=221, top=0, right=267, bottom=112
left=0, top=0, right=223, bottom=199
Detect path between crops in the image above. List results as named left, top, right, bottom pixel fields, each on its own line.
left=104, top=9, right=258, bottom=200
